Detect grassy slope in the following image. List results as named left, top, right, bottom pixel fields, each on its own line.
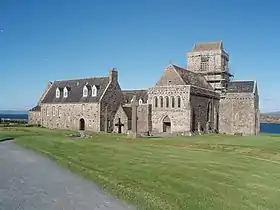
left=1, top=127, right=280, bottom=210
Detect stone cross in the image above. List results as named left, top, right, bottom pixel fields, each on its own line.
left=131, top=95, right=140, bottom=138
left=115, top=118, right=124, bottom=133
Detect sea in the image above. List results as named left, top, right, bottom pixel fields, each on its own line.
left=0, top=113, right=280, bottom=134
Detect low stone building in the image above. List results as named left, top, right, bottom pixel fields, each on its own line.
left=29, top=69, right=123, bottom=132
left=113, top=90, right=152, bottom=134
left=29, top=41, right=260, bottom=135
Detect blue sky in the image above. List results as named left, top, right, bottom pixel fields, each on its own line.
left=0, top=0, right=279, bottom=112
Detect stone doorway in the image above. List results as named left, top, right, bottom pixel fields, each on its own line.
left=163, top=116, right=171, bottom=133
left=191, top=109, right=196, bottom=132
left=79, top=118, right=85, bottom=131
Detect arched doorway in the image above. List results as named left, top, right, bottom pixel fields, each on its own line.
left=207, top=102, right=211, bottom=122
left=79, top=118, right=85, bottom=130
left=191, top=109, right=196, bottom=132
left=163, top=116, right=171, bottom=133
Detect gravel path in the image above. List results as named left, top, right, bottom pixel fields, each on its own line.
left=0, top=141, right=135, bottom=210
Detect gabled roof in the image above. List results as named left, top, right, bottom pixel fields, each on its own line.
left=41, top=77, right=110, bottom=103
left=122, top=106, right=132, bottom=120
left=165, top=64, right=213, bottom=90
left=29, top=105, right=41, bottom=111
left=227, top=81, right=255, bottom=93
left=193, top=41, right=223, bottom=52
left=122, top=89, right=148, bottom=103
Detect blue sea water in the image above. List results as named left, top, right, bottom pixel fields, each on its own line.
left=0, top=113, right=279, bottom=134
left=0, top=113, right=28, bottom=120
left=260, top=123, right=280, bottom=134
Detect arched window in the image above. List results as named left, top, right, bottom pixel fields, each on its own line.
left=58, top=106, right=61, bottom=117
left=52, top=106, right=55, bottom=116
left=46, top=106, right=49, bottom=116
left=177, top=96, right=181, bottom=108
left=171, top=96, right=175, bottom=108
left=165, top=96, right=169, bottom=108
left=83, top=86, right=88, bottom=97
left=63, top=87, right=68, bottom=98
left=154, top=96, right=158, bottom=108
left=139, top=99, right=143, bottom=105
left=160, top=96, right=163, bottom=108
left=56, top=88, right=60, bottom=98
left=92, top=85, right=97, bottom=97
left=207, top=102, right=212, bottom=122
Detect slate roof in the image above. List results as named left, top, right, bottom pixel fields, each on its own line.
left=193, top=41, right=223, bottom=52
left=122, top=89, right=148, bottom=103
left=41, top=77, right=110, bottom=103
left=29, top=105, right=41, bottom=111
left=122, top=106, right=132, bottom=120
left=171, top=64, right=214, bottom=90
left=227, top=81, right=255, bottom=93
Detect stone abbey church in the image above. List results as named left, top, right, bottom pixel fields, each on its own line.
left=29, top=41, right=260, bottom=136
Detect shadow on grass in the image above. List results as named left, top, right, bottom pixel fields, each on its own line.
left=0, top=137, right=14, bottom=142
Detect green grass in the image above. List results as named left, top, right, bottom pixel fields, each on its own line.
left=1, top=127, right=280, bottom=210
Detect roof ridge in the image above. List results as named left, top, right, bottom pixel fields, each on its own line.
left=122, top=89, right=147, bottom=91
left=55, top=76, right=109, bottom=82
left=230, top=80, right=255, bottom=82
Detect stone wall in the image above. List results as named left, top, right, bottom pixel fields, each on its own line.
left=189, top=86, right=220, bottom=133
left=187, top=50, right=228, bottom=72
left=99, top=71, right=124, bottom=132
left=113, top=106, right=130, bottom=133
left=28, top=111, right=41, bottom=125
left=41, top=103, right=100, bottom=131
left=113, top=104, right=152, bottom=134
left=148, top=85, right=192, bottom=133
left=137, top=104, right=151, bottom=134
left=187, top=50, right=230, bottom=91
left=219, top=92, right=258, bottom=135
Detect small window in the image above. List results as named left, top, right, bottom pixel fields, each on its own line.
left=63, top=87, right=68, bottom=98
left=154, top=96, right=158, bottom=108
left=160, top=96, right=163, bottom=108
left=92, top=85, right=97, bottom=97
left=165, top=96, right=169, bottom=108
left=171, top=96, right=175, bottom=108
left=83, top=86, right=88, bottom=97
left=139, top=99, right=143, bottom=105
left=56, top=88, right=60, bottom=98
left=58, top=106, right=61, bottom=117
left=46, top=106, right=49, bottom=116
left=177, top=96, right=181, bottom=108
left=52, top=106, right=55, bottom=116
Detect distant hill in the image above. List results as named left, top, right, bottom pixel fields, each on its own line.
left=0, top=110, right=28, bottom=115
left=262, top=111, right=280, bottom=116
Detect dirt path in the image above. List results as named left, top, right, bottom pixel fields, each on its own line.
left=0, top=141, right=135, bottom=210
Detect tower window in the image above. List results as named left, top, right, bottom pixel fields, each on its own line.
left=200, top=56, right=209, bottom=71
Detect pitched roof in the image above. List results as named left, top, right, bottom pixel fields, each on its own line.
left=29, top=105, right=41, bottom=111
left=122, top=89, right=148, bottom=103
left=227, top=81, right=255, bottom=93
left=193, top=41, right=223, bottom=52
left=171, top=64, right=214, bottom=90
left=41, top=77, right=110, bottom=103
left=122, top=106, right=132, bottom=120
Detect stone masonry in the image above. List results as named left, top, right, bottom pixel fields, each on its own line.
left=29, top=41, right=260, bottom=136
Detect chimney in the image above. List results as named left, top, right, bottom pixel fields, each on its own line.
left=109, top=68, right=118, bottom=82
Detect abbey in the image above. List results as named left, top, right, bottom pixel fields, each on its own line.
left=29, top=41, right=260, bottom=135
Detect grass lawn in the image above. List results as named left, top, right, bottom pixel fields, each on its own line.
left=1, top=127, right=280, bottom=210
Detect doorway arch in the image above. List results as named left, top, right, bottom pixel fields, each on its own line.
left=79, top=118, right=85, bottom=131
left=191, top=108, right=196, bottom=132
left=162, top=115, right=171, bottom=133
